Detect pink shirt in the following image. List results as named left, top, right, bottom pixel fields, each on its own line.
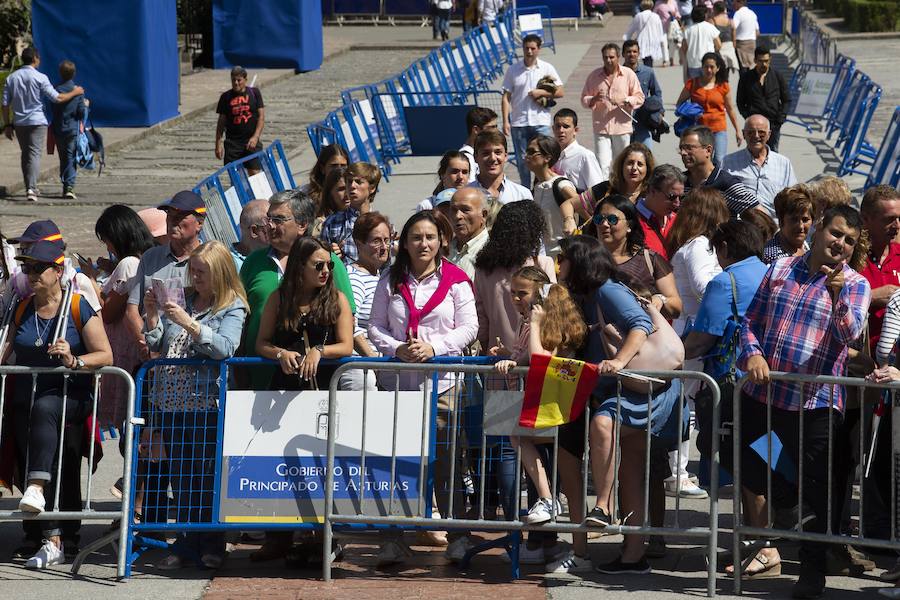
left=368, top=262, right=478, bottom=392
left=653, top=0, right=679, bottom=32
left=580, top=65, right=645, bottom=136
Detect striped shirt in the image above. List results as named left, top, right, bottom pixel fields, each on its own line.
left=684, top=166, right=759, bottom=217
left=347, top=264, right=380, bottom=340
left=738, top=254, right=871, bottom=412
left=762, top=233, right=808, bottom=265
left=875, top=289, right=900, bottom=366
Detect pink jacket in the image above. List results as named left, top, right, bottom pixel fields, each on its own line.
left=580, top=65, right=645, bottom=135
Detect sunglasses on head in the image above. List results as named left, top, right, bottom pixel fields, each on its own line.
left=312, top=260, right=329, bottom=272
left=592, top=213, right=621, bottom=226
left=21, top=261, right=55, bottom=275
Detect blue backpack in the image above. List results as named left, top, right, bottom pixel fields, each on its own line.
left=76, top=106, right=105, bottom=175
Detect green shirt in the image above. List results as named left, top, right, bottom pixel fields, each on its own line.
left=239, top=245, right=355, bottom=388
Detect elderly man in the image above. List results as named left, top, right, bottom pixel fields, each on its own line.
left=737, top=47, right=790, bottom=151
left=230, top=198, right=270, bottom=270
left=449, top=188, right=489, bottom=278
left=679, top=125, right=760, bottom=217
left=739, top=204, right=870, bottom=599
left=581, top=43, right=645, bottom=179
left=501, top=34, right=564, bottom=188
left=2, top=47, right=85, bottom=201
left=637, top=164, right=685, bottom=259
left=215, top=66, right=265, bottom=175
left=722, top=115, right=797, bottom=218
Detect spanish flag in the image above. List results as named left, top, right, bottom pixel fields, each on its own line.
left=518, top=353, right=599, bottom=428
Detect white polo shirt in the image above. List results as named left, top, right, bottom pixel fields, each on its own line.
left=467, top=176, right=533, bottom=205
left=554, top=140, right=603, bottom=192
left=733, top=6, right=759, bottom=41
left=501, top=58, right=562, bottom=128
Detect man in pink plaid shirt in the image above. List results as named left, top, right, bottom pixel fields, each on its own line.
left=734, top=204, right=870, bottom=599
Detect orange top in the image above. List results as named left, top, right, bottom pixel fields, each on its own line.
left=684, top=78, right=729, bottom=133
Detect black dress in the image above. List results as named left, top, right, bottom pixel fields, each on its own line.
left=268, top=315, right=336, bottom=391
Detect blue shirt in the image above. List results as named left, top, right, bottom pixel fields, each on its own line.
left=722, top=147, right=797, bottom=218
left=50, top=80, right=85, bottom=137
left=320, top=207, right=360, bottom=263
left=632, top=63, right=662, bottom=104
left=692, top=256, right=768, bottom=379
left=1, top=65, right=59, bottom=126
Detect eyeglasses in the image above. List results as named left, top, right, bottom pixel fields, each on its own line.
left=312, top=260, right=329, bottom=272
left=592, top=213, right=621, bottom=226
left=743, top=129, right=770, bottom=137
left=678, top=143, right=706, bottom=152
left=266, top=215, right=294, bottom=225
left=524, top=147, right=543, bottom=156
left=21, top=262, right=54, bottom=275
left=664, top=193, right=685, bottom=202
left=367, top=237, right=392, bottom=248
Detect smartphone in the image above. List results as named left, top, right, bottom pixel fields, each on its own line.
left=71, top=251, right=89, bottom=265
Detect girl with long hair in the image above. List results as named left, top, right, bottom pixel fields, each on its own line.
left=492, top=266, right=592, bottom=572
left=676, top=51, right=742, bottom=166
left=304, top=144, right=349, bottom=206
left=256, top=237, right=353, bottom=390
left=311, top=167, right=347, bottom=238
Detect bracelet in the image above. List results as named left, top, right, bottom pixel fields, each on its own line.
left=275, top=349, right=285, bottom=360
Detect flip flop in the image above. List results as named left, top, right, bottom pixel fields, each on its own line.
left=725, top=552, right=782, bottom=580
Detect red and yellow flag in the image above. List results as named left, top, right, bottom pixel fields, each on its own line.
left=518, top=353, right=599, bottom=428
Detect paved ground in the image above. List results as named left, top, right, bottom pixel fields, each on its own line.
left=0, top=13, right=894, bottom=600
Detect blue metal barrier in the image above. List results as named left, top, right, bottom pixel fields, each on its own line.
left=836, top=84, right=881, bottom=177
left=515, top=5, right=557, bottom=53
left=866, top=107, right=900, bottom=188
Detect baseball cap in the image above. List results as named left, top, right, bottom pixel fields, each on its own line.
left=8, top=220, right=63, bottom=245
left=158, top=190, right=206, bottom=215
left=433, top=188, right=456, bottom=207
left=15, top=240, right=66, bottom=265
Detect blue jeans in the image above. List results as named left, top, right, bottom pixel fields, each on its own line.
left=631, top=124, right=653, bottom=149
left=713, top=130, right=728, bottom=168
left=55, top=133, right=77, bottom=188
left=510, top=124, right=552, bottom=189
left=436, top=9, right=450, bottom=38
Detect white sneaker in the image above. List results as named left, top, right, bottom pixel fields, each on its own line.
left=664, top=477, right=709, bottom=499
left=524, top=498, right=553, bottom=524
left=25, top=189, right=38, bottom=202
left=24, top=539, right=64, bottom=569
left=19, top=485, right=46, bottom=513
left=445, top=536, right=474, bottom=563
left=546, top=552, right=593, bottom=574
left=376, top=539, right=412, bottom=567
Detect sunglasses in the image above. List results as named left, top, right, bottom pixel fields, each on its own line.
left=592, top=213, right=621, bottom=226
left=663, top=192, right=684, bottom=202
left=312, top=260, right=329, bottom=272
left=524, top=147, right=543, bottom=156
left=21, top=262, right=55, bottom=275
left=266, top=215, right=293, bottom=225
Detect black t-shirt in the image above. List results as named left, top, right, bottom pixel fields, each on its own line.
left=216, top=87, right=264, bottom=142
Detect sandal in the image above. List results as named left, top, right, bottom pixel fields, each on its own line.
left=725, top=551, right=782, bottom=579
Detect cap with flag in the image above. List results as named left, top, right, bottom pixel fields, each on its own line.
left=8, top=220, right=63, bottom=245
left=518, top=353, right=599, bottom=428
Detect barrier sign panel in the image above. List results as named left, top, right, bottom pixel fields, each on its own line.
left=794, top=70, right=837, bottom=118
left=220, top=390, right=429, bottom=523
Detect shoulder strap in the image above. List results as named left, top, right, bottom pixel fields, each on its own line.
left=551, top=176, right=572, bottom=207
left=727, top=271, right=739, bottom=321
left=70, top=293, right=83, bottom=334
left=14, top=297, right=29, bottom=327
left=643, top=249, right=654, bottom=276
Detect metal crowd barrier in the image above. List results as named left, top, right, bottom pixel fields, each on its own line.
left=194, top=139, right=295, bottom=247
left=321, top=361, right=722, bottom=597
left=731, top=372, right=900, bottom=595
left=796, top=9, right=837, bottom=66
left=515, top=5, right=557, bottom=53
left=866, top=107, right=900, bottom=188
left=0, top=365, right=135, bottom=578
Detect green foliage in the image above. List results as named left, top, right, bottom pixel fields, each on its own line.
left=0, top=0, right=30, bottom=69
left=817, top=0, right=900, bottom=32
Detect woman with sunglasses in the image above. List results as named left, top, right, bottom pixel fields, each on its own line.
left=367, top=211, right=478, bottom=567
left=525, top=135, right=578, bottom=256
left=4, top=241, right=113, bottom=570
left=256, top=236, right=353, bottom=392
left=594, top=194, right=682, bottom=321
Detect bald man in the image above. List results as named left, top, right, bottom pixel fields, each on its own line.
left=232, top=198, right=271, bottom=270
left=722, top=114, right=797, bottom=218
left=449, top=187, right=489, bottom=278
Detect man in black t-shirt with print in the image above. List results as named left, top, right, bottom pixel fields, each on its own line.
left=215, top=66, right=265, bottom=175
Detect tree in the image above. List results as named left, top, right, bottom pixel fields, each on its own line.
left=0, top=0, right=30, bottom=69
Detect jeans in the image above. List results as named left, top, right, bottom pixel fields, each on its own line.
left=593, top=132, right=631, bottom=180
left=631, top=124, right=653, bottom=149
left=436, top=9, right=451, bottom=39
left=712, top=129, right=728, bottom=168
left=14, top=124, right=47, bottom=191
left=55, top=133, right=78, bottom=188
left=511, top=124, right=552, bottom=189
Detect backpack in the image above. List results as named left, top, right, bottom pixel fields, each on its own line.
left=15, top=293, right=85, bottom=335
left=83, top=111, right=105, bottom=175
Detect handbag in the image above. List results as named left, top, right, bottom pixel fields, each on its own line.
left=594, top=283, right=684, bottom=394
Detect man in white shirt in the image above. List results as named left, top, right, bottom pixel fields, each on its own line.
left=467, top=130, right=533, bottom=205
left=460, top=106, right=498, bottom=183
left=552, top=108, right=603, bottom=192
left=722, top=114, right=797, bottom=218
left=732, top=0, right=759, bottom=74
left=681, top=6, right=721, bottom=79
left=501, top=34, right=564, bottom=189
left=478, top=0, right=504, bottom=24
left=449, top=188, right=490, bottom=278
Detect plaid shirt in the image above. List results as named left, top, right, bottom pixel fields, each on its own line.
left=320, top=208, right=359, bottom=263
left=738, top=254, right=871, bottom=412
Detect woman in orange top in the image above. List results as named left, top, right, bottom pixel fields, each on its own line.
left=676, top=51, right=742, bottom=168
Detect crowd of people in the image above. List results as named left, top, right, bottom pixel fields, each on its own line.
left=0, top=10, right=897, bottom=600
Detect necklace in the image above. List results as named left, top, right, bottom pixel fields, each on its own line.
left=33, top=309, right=55, bottom=347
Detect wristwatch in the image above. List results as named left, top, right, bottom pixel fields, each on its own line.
left=314, top=343, right=325, bottom=353
left=72, top=356, right=85, bottom=370
left=275, top=349, right=285, bottom=360
left=653, top=293, right=668, bottom=305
